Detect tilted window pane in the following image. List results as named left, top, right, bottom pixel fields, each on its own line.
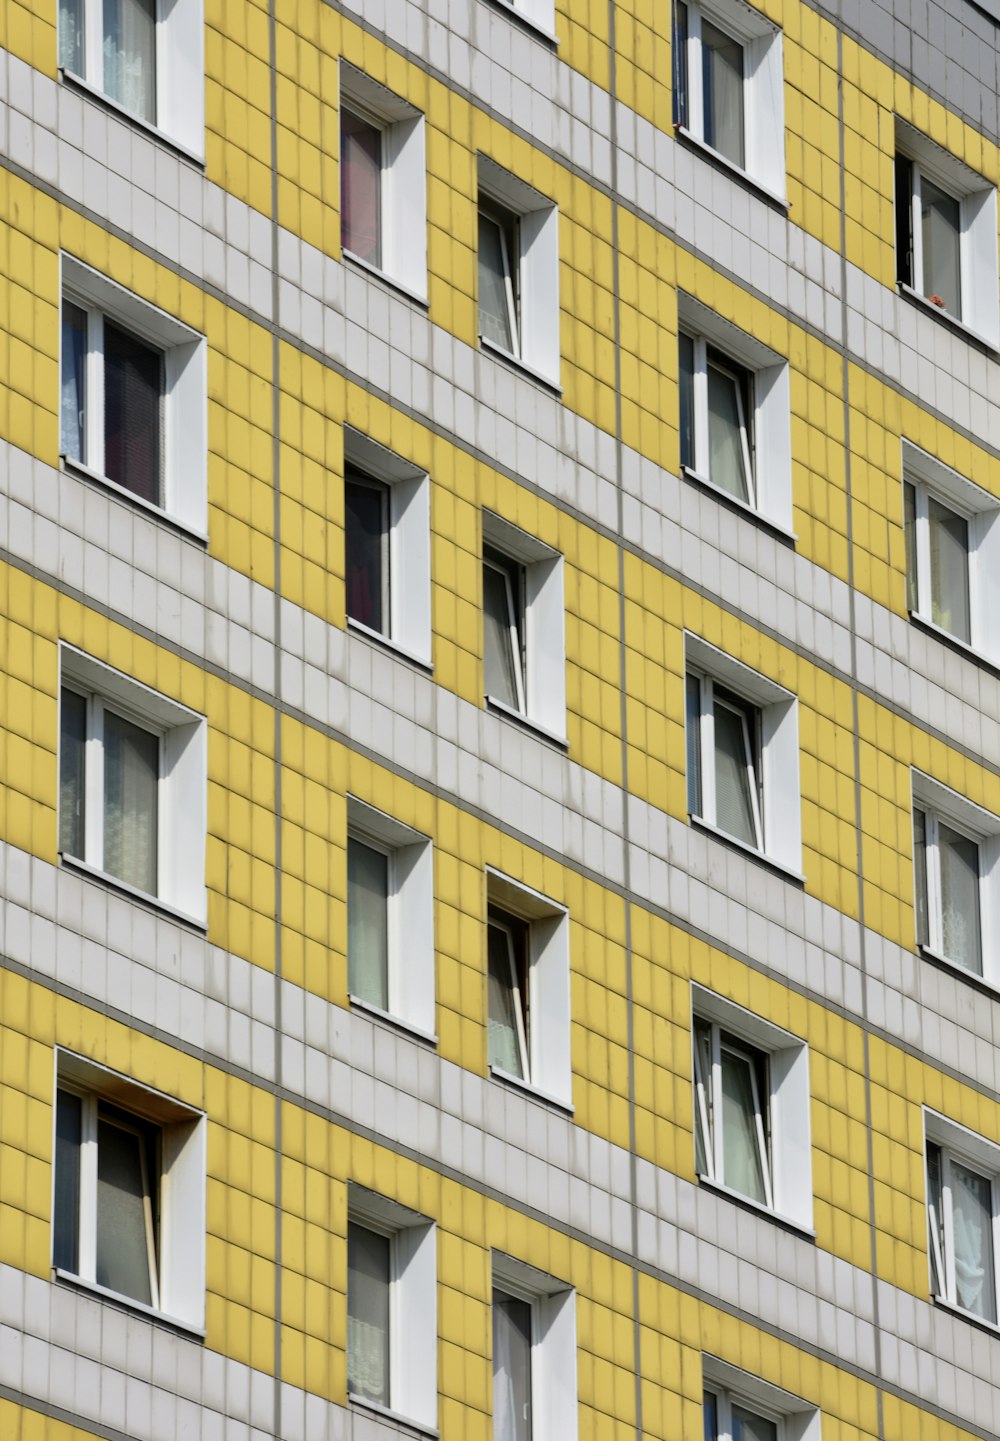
left=103, top=0, right=156, bottom=123
left=487, top=921, right=525, bottom=1078
left=483, top=559, right=523, bottom=711
left=903, top=481, right=917, bottom=614
left=60, top=688, right=87, bottom=861
left=679, top=331, right=695, bottom=470
left=104, top=321, right=161, bottom=505
left=706, top=359, right=750, bottom=502
left=951, top=1160, right=996, bottom=1322
left=732, top=1404, right=778, bottom=1441
left=926, top=1141, right=946, bottom=1296
left=920, top=175, right=961, bottom=318
left=912, top=807, right=929, bottom=947
left=341, top=110, right=382, bottom=266
left=927, top=496, right=970, bottom=642
left=347, top=837, right=389, bottom=1010
left=701, top=18, right=744, bottom=168
left=96, top=1115, right=154, bottom=1305
left=720, top=1045, right=767, bottom=1204
left=103, top=708, right=158, bottom=894
left=493, top=1290, right=532, bottom=1441
left=479, top=212, right=516, bottom=354
left=345, top=476, right=387, bottom=633
left=61, top=300, right=87, bottom=462
left=348, top=1225, right=391, bottom=1404
left=693, top=1017, right=713, bottom=1177
left=60, top=0, right=85, bottom=75
left=938, top=822, right=981, bottom=973
left=713, top=699, right=758, bottom=847
left=54, top=1089, right=82, bottom=1274
left=686, top=674, right=703, bottom=817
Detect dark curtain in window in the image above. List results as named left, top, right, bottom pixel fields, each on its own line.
left=104, top=321, right=161, bottom=504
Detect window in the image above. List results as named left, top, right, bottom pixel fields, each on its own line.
left=678, top=294, right=792, bottom=532
left=673, top=0, right=785, bottom=200
left=895, top=119, right=999, bottom=347
left=347, top=1187, right=436, bottom=1429
left=53, top=1050, right=206, bottom=1329
left=685, top=634, right=801, bottom=875
left=478, top=157, right=560, bottom=386
left=925, top=1112, right=1000, bottom=1327
left=343, top=429, right=431, bottom=665
left=482, top=512, right=565, bottom=738
left=60, top=255, right=207, bottom=535
left=486, top=871, right=571, bottom=1108
left=692, top=986, right=813, bottom=1228
left=59, top=646, right=207, bottom=922
left=492, top=1254, right=577, bottom=1441
left=57, top=0, right=204, bottom=156
left=911, top=772, right=1000, bottom=985
left=340, top=63, right=427, bottom=299
left=347, top=798, right=435, bottom=1037
left=488, top=0, right=557, bottom=41
left=702, top=1359, right=821, bottom=1441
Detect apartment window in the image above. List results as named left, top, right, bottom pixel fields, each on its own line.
left=692, top=986, right=813, bottom=1228
left=347, top=1187, right=437, bottom=1429
left=53, top=1051, right=206, bottom=1329
left=59, top=646, right=207, bottom=922
left=343, top=429, right=431, bottom=664
left=702, top=1360, right=821, bottom=1441
left=478, top=157, right=560, bottom=385
left=911, top=772, right=1000, bottom=985
left=482, top=513, right=565, bottom=738
left=57, top=0, right=204, bottom=155
left=347, top=798, right=435, bottom=1037
left=673, top=0, right=785, bottom=199
left=678, top=294, right=792, bottom=532
left=925, top=1113, right=1000, bottom=1326
left=60, top=256, right=207, bottom=535
left=492, top=1254, right=578, bottom=1441
left=895, top=119, right=999, bottom=346
left=486, top=871, right=571, bottom=1108
left=685, top=635, right=802, bottom=875
left=340, top=63, right=427, bottom=299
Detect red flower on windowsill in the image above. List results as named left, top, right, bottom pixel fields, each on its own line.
left=928, top=294, right=947, bottom=308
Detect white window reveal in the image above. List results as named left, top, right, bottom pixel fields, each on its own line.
left=702, top=1358, right=822, bottom=1441
left=492, top=1253, right=578, bottom=1441
left=482, top=512, right=565, bottom=739
left=911, top=771, right=1000, bottom=986
left=925, top=1111, right=1000, bottom=1327
left=478, top=156, right=560, bottom=387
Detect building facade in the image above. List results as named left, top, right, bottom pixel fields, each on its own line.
left=2, top=0, right=1000, bottom=1437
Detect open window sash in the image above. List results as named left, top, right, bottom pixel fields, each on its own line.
left=928, top=1141, right=999, bottom=1323
left=487, top=912, right=529, bottom=1081
left=693, top=1019, right=772, bottom=1210
left=483, top=552, right=526, bottom=713
left=916, top=809, right=982, bottom=974
left=479, top=208, right=520, bottom=357
left=689, top=674, right=763, bottom=851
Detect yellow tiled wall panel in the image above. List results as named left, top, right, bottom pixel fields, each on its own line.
left=0, top=1398, right=105, bottom=1441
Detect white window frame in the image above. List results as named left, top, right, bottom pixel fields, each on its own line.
left=60, top=255, right=207, bottom=537
left=924, top=1110, right=1000, bottom=1328
left=482, top=512, right=565, bottom=740
left=347, top=1186, right=437, bottom=1431
left=692, top=986, right=813, bottom=1230
left=678, top=293, right=792, bottom=533
left=347, top=797, right=435, bottom=1039
left=59, top=645, right=207, bottom=924
left=340, top=62, right=427, bottom=301
left=694, top=1017, right=772, bottom=1209
left=478, top=157, right=560, bottom=387
left=58, top=0, right=205, bottom=159
left=343, top=429, right=432, bottom=666
left=489, top=0, right=557, bottom=43
left=685, top=633, right=802, bottom=876
left=486, top=870, right=572, bottom=1110
left=702, top=1358, right=821, bottom=1441
left=901, top=440, right=1000, bottom=664
left=895, top=119, right=999, bottom=348
left=52, top=1049, right=206, bottom=1331
left=491, top=1253, right=578, bottom=1441
left=673, top=0, right=786, bottom=202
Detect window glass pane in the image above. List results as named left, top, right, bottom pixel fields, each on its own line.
left=702, top=1389, right=718, bottom=1441
left=60, top=688, right=87, bottom=861
left=951, top=1159, right=997, bottom=1322
left=479, top=212, right=516, bottom=353
left=487, top=921, right=525, bottom=1078
left=702, top=18, right=744, bottom=167
left=903, top=481, right=917, bottom=614
left=483, top=558, right=523, bottom=711
left=347, top=837, right=389, bottom=1010
left=679, top=332, right=695, bottom=471
left=104, top=321, right=161, bottom=505
left=720, top=1045, right=767, bottom=1204
left=96, top=1116, right=154, bottom=1305
left=345, top=475, right=387, bottom=633
left=348, top=1224, right=391, bottom=1404
left=927, top=496, right=970, bottom=642
left=103, top=0, right=156, bottom=123
left=60, top=0, right=85, bottom=74
left=732, top=1404, right=778, bottom=1441
left=913, top=807, right=929, bottom=947
left=920, top=175, right=961, bottom=318
left=61, top=300, right=87, bottom=462
left=938, top=822, right=981, bottom=973
left=706, top=358, right=750, bottom=503
left=103, top=708, right=158, bottom=894
left=713, top=698, right=758, bottom=847
left=493, top=1290, right=532, bottom=1441
left=673, top=2, right=689, bottom=128
left=54, top=1089, right=82, bottom=1274
left=926, top=1141, right=945, bottom=1296
left=686, top=674, right=702, bottom=817
left=341, top=110, right=382, bottom=266
left=693, top=1017, right=712, bottom=1177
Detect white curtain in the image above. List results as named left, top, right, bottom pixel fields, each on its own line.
left=702, top=18, right=744, bottom=167
left=488, top=924, right=524, bottom=1078
left=103, top=707, right=158, bottom=894
left=104, top=0, right=156, bottom=123
left=347, top=838, right=389, bottom=1008
left=720, top=1048, right=766, bottom=1204
left=348, top=1226, right=390, bottom=1404
left=59, top=0, right=85, bottom=77
left=493, top=1291, right=532, bottom=1441
left=938, top=822, right=981, bottom=972
left=921, top=176, right=962, bottom=317
left=713, top=701, right=757, bottom=846
left=707, top=362, right=749, bottom=502
left=952, top=1160, right=996, bottom=1321
left=928, top=497, right=970, bottom=642
left=96, top=1116, right=154, bottom=1306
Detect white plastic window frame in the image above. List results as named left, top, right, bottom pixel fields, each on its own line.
left=347, top=797, right=436, bottom=1040
left=347, top=1186, right=437, bottom=1432
left=678, top=293, right=793, bottom=533
left=687, top=673, right=764, bottom=852
left=344, top=429, right=432, bottom=666
left=702, top=1358, right=821, bottom=1441
left=486, top=869, right=572, bottom=1110
left=491, top=1252, right=578, bottom=1441
left=924, top=1110, right=1000, bottom=1329
left=482, top=511, right=566, bottom=741
left=478, top=156, right=560, bottom=387
left=673, top=0, right=786, bottom=203
left=685, top=633, right=802, bottom=877
left=339, top=62, right=427, bottom=302
left=60, top=255, right=207, bottom=537
left=59, top=645, right=208, bottom=925
left=488, top=905, right=530, bottom=1079
left=694, top=1016, right=773, bottom=1209
left=52, top=1049, right=206, bottom=1332
left=58, top=0, right=205, bottom=159
left=692, top=985, right=814, bottom=1231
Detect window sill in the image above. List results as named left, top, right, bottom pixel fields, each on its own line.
left=60, top=854, right=208, bottom=932
left=348, top=1395, right=439, bottom=1437
left=59, top=69, right=205, bottom=167
left=674, top=127, right=789, bottom=212
left=485, top=0, right=560, bottom=46
left=61, top=457, right=209, bottom=545
left=681, top=466, right=797, bottom=544
left=489, top=1063, right=574, bottom=1115
left=898, top=283, right=1000, bottom=354
left=485, top=695, right=569, bottom=749
left=690, top=816, right=805, bottom=885
left=696, top=1178, right=815, bottom=1240
left=343, top=251, right=430, bottom=309
left=917, top=943, right=996, bottom=995
left=349, top=993, right=439, bottom=1046
left=931, top=1293, right=1000, bottom=1338
left=909, top=611, right=1000, bottom=676
left=347, top=616, right=433, bottom=673
left=479, top=336, right=562, bottom=395
left=54, top=1269, right=206, bottom=1338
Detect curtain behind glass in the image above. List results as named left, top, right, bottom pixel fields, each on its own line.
left=952, top=1160, right=996, bottom=1321
left=707, top=360, right=750, bottom=502
left=493, top=1290, right=532, bottom=1441
left=483, top=561, right=522, bottom=709
left=104, top=321, right=161, bottom=504
left=60, top=688, right=87, bottom=860
left=348, top=1225, right=391, bottom=1404
left=938, top=822, right=981, bottom=972
left=54, top=1089, right=82, bottom=1274
left=62, top=300, right=87, bottom=462
left=103, top=708, right=158, bottom=893
left=713, top=699, right=757, bottom=846
left=60, top=0, right=85, bottom=75
left=679, top=332, right=695, bottom=469
left=479, top=214, right=516, bottom=353
left=732, top=1404, right=778, bottom=1441
left=96, top=1116, right=154, bottom=1304
left=488, top=923, right=524, bottom=1077
left=912, top=808, right=929, bottom=946
left=920, top=176, right=961, bottom=316
left=702, top=19, right=744, bottom=167
left=104, top=0, right=156, bottom=123
left=903, top=482, right=917, bottom=613
left=720, top=1046, right=767, bottom=1204
left=341, top=110, right=382, bottom=265
left=347, top=837, right=389, bottom=1009
left=928, top=497, right=970, bottom=642
left=345, top=476, right=386, bottom=632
